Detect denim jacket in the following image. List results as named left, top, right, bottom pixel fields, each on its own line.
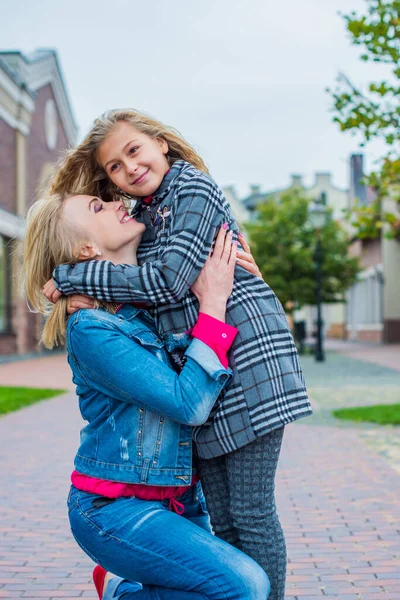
left=67, top=304, right=232, bottom=486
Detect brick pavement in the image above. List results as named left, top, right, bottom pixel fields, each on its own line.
left=0, top=352, right=399, bottom=599
left=325, top=340, right=400, bottom=373
left=0, top=391, right=96, bottom=600
left=0, top=353, right=74, bottom=392
left=279, top=423, right=400, bottom=599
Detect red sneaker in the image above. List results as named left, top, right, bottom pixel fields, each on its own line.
left=93, top=565, right=107, bottom=600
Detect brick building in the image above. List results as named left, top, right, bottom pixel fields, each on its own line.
left=0, top=49, right=77, bottom=356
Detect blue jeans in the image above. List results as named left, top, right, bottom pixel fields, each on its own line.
left=68, top=483, right=270, bottom=599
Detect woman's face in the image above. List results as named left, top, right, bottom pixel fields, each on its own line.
left=63, top=195, right=146, bottom=261
left=98, top=122, right=170, bottom=197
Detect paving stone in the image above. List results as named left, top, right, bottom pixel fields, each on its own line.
left=1, top=347, right=400, bottom=599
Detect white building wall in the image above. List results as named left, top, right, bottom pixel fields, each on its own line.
left=307, top=173, right=348, bottom=221
left=382, top=197, right=400, bottom=321
left=346, top=266, right=384, bottom=341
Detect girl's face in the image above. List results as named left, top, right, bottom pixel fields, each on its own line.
left=63, top=195, right=146, bottom=262
left=98, top=122, right=170, bottom=197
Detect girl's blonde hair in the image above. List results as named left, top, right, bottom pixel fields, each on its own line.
left=24, top=193, right=88, bottom=349
left=50, top=109, right=209, bottom=201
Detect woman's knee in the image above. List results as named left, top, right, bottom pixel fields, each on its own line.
left=246, top=565, right=270, bottom=599
left=232, top=558, right=270, bottom=599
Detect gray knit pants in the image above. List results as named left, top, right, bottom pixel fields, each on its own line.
left=196, top=428, right=286, bottom=600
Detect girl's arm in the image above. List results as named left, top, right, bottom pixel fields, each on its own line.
left=52, top=234, right=262, bottom=314
left=52, top=174, right=230, bottom=304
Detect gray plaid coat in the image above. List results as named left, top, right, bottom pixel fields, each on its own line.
left=54, top=161, right=312, bottom=459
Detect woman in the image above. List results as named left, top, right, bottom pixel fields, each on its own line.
left=24, top=193, right=270, bottom=600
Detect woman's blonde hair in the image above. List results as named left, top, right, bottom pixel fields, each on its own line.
left=24, top=193, right=88, bottom=349
left=50, top=109, right=209, bottom=201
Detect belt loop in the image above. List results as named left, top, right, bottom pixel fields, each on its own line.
left=140, top=458, right=151, bottom=483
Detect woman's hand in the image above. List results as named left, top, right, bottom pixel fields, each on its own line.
left=66, top=295, right=96, bottom=315
left=237, top=234, right=263, bottom=280
left=190, top=226, right=237, bottom=322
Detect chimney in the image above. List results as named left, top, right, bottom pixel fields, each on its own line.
left=291, top=174, right=303, bottom=187
left=350, top=154, right=367, bottom=206
left=250, top=185, right=261, bottom=195
left=315, top=172, right=331, bottom=186
left=223, top=185, right=238, bottom=201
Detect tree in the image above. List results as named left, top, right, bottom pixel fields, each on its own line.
left=329, top=0, right=400, bottom=239
left=245, top=191, right=360, bottom=313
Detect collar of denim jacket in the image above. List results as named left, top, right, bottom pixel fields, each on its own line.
left=104, top=303, right=143, bottom=322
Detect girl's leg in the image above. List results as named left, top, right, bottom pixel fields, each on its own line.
left=195, top=454, right=240, bottom=547
left=68, top=488, right=270, bottom=600
left=226, top=428, right=287, bottom=600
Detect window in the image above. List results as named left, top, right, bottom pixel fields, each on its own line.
left=347, top=271, right=383, bottom=328
left=0, top=236, right=11, bottom=333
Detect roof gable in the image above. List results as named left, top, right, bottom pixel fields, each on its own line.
left=0, top=48, right=78, bottom=144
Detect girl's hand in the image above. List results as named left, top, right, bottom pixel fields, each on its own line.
left=237, top=234, right=263, bottom=280
left=43, top=278, right=62, bottom=304
left=66, top=295, right=96, bottom=315
left=190, top=226, right=237, bottom=321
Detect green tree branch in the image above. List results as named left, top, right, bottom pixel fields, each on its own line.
left=245, top=191, right=360, bottom=313
left=328, top=0, right=400, bottom=238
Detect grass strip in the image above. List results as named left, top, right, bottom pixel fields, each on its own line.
left=0, top=386, right=67, bottom=416
left=333, top=404, right=400, bottom=426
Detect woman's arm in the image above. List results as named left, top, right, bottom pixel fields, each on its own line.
left=68, top=231, right=238, bottom=426
left=69, top=320, right=231, bottom=427
left=51, top=174, right=230, bottom=303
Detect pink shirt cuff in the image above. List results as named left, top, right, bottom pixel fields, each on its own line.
left=189, top=312, right=238, bottom=368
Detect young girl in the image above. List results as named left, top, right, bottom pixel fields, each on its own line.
left=45, top=109, right=312, bottom=600
left=25, top=193, right=270, bottom=600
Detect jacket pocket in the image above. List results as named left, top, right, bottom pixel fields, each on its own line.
left=129, top=329, right=164, bottom=349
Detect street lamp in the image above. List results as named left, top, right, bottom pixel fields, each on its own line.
left=309, top=194, right=327, bottom=362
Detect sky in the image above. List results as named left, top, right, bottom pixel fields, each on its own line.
left=0, top=0, right=387, bottom=196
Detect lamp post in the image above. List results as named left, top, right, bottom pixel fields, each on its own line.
left=309, top=195, right=327, bottom=362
